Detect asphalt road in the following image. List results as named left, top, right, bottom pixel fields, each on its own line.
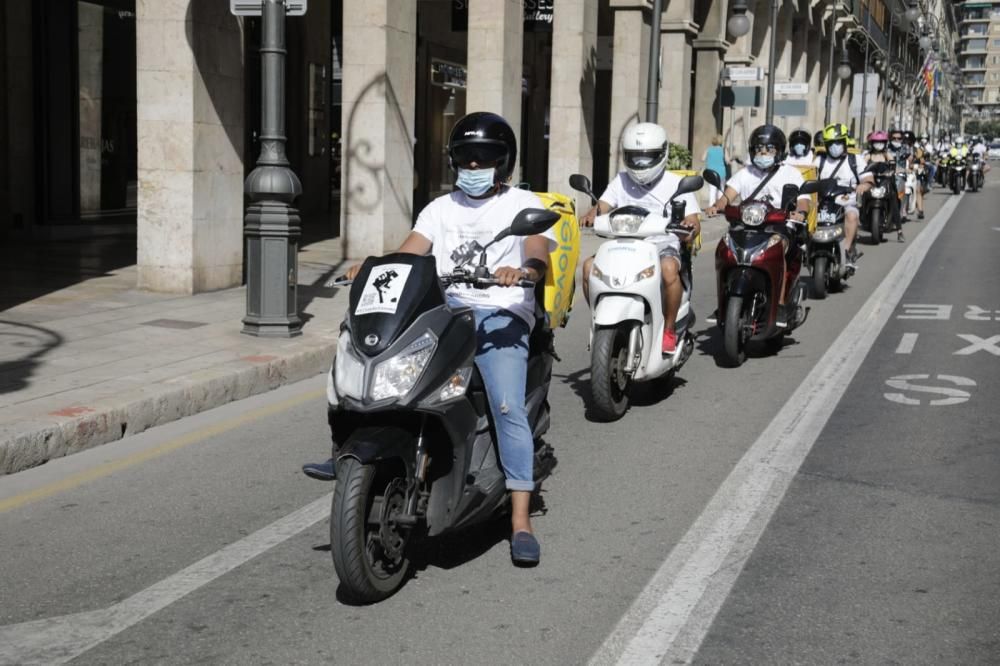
left=1, top=174, right=997, bottom=665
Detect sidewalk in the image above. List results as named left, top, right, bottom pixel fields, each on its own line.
left=0, top=238, right=351, bottom=475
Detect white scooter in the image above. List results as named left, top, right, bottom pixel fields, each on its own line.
left=569, top=173, right=704, bottom=421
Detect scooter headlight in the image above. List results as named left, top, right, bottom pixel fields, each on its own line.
left=812, top=224, right=844, bottom=243
left=370, top=332, right=437, bottom=401
left=869, top=186, right=887, bottom=199
left=634, top=264, right=656, bottom=282
left=334, top=331, right=366, bottom=399
left=609, top=213, right=644, bottom=234
left=741, top=203, right=768, bottom=227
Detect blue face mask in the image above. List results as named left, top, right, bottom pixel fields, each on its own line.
left=753, top=155, right=775, bottom=170
left=792, top=144, right=807, bottom=157
left=827, top=143, right=845, bottom=158
left=455, top=167, right=496, bottom=197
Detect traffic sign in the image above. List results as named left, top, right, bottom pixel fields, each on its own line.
left=774, top=82, right=809, bottom=95
left=726, top=66, right=764, bottom=82
left=230, top=1, right=307, bottom=16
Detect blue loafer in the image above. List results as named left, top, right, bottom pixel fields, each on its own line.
left=302, top=458, right=336, bottom=481
left=510, top=531, right=540, bottom=566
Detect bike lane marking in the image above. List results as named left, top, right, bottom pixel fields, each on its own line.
left=895, top=332, right=918, bottom=354
left=589, top=191, right=965, bottom=666
left=0, top=493, right=333, bottom=665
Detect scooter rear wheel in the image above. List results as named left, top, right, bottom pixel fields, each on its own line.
left=331, top=458, right=410, bottom=603
left=590, top=325, right=631, bottom=421
left=722, top=295, right=748, bottom=367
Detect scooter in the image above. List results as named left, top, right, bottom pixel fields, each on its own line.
left=968, top=154, right=984, bottom=192
left=704, top=170, right=810, bottom=367
left=861, top=162, right=895, bottom=244
left=951, top=157, right=967, bottom=194
left=807, top=178, right=856, bottom=299
left=325, top=208, right=560, bottom=603
left=568, top=173, right=703, bottom=421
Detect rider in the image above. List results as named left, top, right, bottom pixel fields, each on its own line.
left=866, top=130, right=905, bottom=241
left=580, top=122, right=701, bottom=354
left=950, top=135, right=970, bottom=160
left=813, top=130, right=826, bottom=157
left=786, top=128, right=815, bottom=166
left=907, top=131, right=927, bottom=220
left=304, top=112, right=555, bottom=565
left=705, top=124, right=812, bottom=327
left=815, top=123, right=873, bottom=270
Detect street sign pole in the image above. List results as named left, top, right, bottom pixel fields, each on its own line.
left=241, top=0, right=304, bottom=337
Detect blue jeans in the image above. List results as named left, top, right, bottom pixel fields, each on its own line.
left=473, top=308, right=534, bottom=492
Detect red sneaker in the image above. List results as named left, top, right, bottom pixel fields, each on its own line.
left=662, top=329, right=678, bottom=354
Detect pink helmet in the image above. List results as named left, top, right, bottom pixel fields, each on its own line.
left=867, top=130, right=889, bottom=143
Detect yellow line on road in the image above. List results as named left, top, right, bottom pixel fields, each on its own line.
left=0, top=389, right=325, bottom=514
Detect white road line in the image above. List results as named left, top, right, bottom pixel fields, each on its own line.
left=589, top=192, right=965, bottom=666
left=0, top=493, right=332, bottom=665
left=895, top=332, right=918, bottom=354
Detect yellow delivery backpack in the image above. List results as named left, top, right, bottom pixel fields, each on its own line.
left=668, top=169, right=704, bottom=253
left=533, top=191, right=581, bottom=329
left=793, top=165, right=819, bottom=234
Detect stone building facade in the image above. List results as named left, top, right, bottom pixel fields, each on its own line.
left=0, top=0, right=957, bottom=295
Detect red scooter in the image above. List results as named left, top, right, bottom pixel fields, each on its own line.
left=704, top=171, right=811, bottom=367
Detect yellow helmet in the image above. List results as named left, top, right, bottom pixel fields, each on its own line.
left=822, top=123, right=850, bottom=143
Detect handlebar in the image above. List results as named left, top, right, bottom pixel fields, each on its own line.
left=441, top=273, right=535, bottom=289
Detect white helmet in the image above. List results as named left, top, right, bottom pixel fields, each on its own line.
left=955, top=135, right=965, bottom=146
left=622, top=122, right=669, bottom=185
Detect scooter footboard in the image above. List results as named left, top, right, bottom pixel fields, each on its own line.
left=593, top=294, right=646, bottom=326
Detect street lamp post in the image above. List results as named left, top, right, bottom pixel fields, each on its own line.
left=644, top=0, right=665, bottom=122
left=242, top=0, right=304, bottom=338
left=725, top=0, right=781, bottom=125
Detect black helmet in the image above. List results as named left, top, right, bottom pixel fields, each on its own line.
left=447, top=112, right=517, bottom=180
left=749, top=124, right=787, bottom=163
left=789, top=129, right=811, bottom=148
left=813, top=130, right=824, bottom=148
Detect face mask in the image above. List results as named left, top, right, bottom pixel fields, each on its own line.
left=753, top=155, right=775, bottom=170
left=827, top=143, right=845, bottom=158
left=792, top=144, right=807, bottom=157
left=872, top=142, right=886, bottom=151
left=455, top=167, right=496, bottom=197
left=890, top=140, right=902, bottom=149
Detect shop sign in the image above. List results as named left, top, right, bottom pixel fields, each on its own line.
left=774, top=82, right=809, bottom=95
left=431, top=59, right=467, bottom=90
left=230, top=1, right=307, bottom=16
left=524, top=0, right=554, bottom=32
left=726, top=66, right=764, bottom=82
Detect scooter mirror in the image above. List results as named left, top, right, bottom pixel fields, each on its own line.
left=798, top=179, right=824, bottom=196
left=670, top=175, right=704, bottom=200
left=568, top=174, right=597, bottom=204
left=780, top=183, right=801, bottom=210
left=507, top=208, right=561, bottom=238
left=702, top=169, right=723, bottom=190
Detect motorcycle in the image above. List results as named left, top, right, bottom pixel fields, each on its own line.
left=950, top=156, right=967, bottom=194
left=807, top=178, right=856, bottom=299
left=968, top=154, right=984, bottom=192
left=568, top=172, right=703, bottom=421
left=703, top=170, right=810, bottom=367
left=860, top=162, right=895, bottom=245
left=325, top=208, right=560, bottom=602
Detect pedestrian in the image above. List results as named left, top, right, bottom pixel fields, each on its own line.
left=701, top=135, right=728, bottom=207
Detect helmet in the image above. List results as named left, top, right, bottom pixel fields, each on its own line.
left=447, top=112, right=518, bottom=180
left=822, top=123, right=850, bottom=144
left=955, top=135, right=965, bottom=145
left=748, top=124, right=787, bottom=163
left=621, top=122, right=670, bottom=185
left=789, top=129, right=811, bottom=148
left=813, top=130, right=824, bottom=148
left=903, top=130, right=916, bottom=144
left=867, top=130, right=889, bottom=151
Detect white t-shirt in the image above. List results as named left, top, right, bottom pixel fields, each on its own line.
left=599, top=170, right=701, bottom=220
left=785, top=152, right=815, bottom=167
left=814, top=153, right=869, bottom=207
left=972, top=143, right=987, bottom=156
left=727, top=163, right=810, bottom=207
left=413, top=186, right=557, bottom=328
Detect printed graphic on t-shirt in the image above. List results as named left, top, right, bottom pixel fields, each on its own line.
left=355, top=263, right=412, bottom=315
left=449, top=239, right=486, bottom=267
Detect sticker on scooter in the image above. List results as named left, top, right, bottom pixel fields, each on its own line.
left=355, top=264, right=412, bottom=315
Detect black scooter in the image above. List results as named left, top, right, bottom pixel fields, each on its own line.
left=326, top=208, right=560, bottom=603
left=807, top=178, right=855, bottom=299
left=861, top=162, right=895, bottom=244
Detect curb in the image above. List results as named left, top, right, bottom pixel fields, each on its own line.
left=0, top=340, right=337, bottom=475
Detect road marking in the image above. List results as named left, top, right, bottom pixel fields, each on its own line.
left=884, top=374, right=976, bottom=406
left=965, top=305, right=998, bottom=321
left=895, top=333, right=918, bottom=354
left=897, top=304, right=952, bottom=320
left=954, top=334, right=1000, bottom=356
left=0, top=493, right=332, bottom=665
left=0, top=389, right=325, bottom=514
left=589, top=192, right=965, bottom=665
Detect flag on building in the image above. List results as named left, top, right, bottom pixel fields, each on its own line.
left=921, top=53, right=936, bottom=97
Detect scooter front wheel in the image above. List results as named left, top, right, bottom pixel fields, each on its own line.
left=331, top=457, right=410, bottom=603
left=869, top=209, right=883, bottom=245
left=722, top=295, right=748, bottom=367
left=590, top=325, right=632, bottom=421
left=811, top=257, right=828, bottom=300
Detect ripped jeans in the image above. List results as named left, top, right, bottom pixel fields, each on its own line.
left=473, top=308, right=534, bottom=492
